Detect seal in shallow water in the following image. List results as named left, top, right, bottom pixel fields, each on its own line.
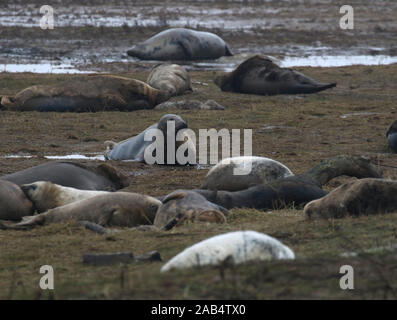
left=127, top=28, right=233, bottom=61
left=214, top=55, right=336, bottom=95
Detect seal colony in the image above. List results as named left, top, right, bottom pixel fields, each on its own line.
left=1, top=22, right=396, bottom=286
left=127, top=28, right=233, bottom=61
left=214, top=55, right=336, bottom=95
left=185, top=155, right=382, bottom=210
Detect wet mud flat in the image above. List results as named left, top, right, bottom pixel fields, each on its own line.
left=0, top=64, right=397, bottom=299
left=1, top=0, right=397, bottom=73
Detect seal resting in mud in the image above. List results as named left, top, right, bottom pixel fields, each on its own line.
left=214, top=55, right=336, bottom=95
left=0, top=162, right=129, bottom=191
left=0, top=192, right=161, bottom=230
left=105, top=114, right=196, bottom=165
left=161, top=230, right=295, bottom=272
left=304, top=178, right=397, bottom=219
left=190, top=155, right=382, bottom=210
left=1, top=75, right=170, bottom=112
left=147, top=64, right=192, bottom=97
left=386, top=120, right=397, bottom=153
left=154, top=190, right=229, bottom=229
left=20, top=181, right=111, bottom=213
left=201, top=156, right=294, bottom=191
left=127, top=28, right=233, bottom=61
left=0, top=180, right=35, bottom=221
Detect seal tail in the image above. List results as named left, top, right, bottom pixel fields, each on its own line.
left=225, top=45, right=233, bottom=56
left=311, top=82, right=337, bottom=93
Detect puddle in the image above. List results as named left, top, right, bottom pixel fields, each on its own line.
left=44, top=154, right=106, bottom=161
left=0, top=154, right=34, bottom=159
left=340, top=112, right=380, bottom=119
left=280, top=55, right=397, bottom=68
left=0, top=63, right=95, bottom=74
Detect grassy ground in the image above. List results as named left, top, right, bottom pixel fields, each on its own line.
left=0, top=64, right=396, bottom=299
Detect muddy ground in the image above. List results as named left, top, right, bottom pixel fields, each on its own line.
left=1, top=0, right=397, bottom=72
left=0, top=64, right=396, bottom=300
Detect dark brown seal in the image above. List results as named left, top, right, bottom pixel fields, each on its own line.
left=214, top=55, right=336, bottom=95
left=386, top=120, right=397, bottom=153
left=0, top=162, right=129, bottom=191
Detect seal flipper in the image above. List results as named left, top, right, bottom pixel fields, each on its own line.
left=178, top=38, right=195, bottom=60
left=225, top=44, right=233, bottom=56
left=0, top=214, right=45, bottom=230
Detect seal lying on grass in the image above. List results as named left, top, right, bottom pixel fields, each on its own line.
left=192, top=155, right=382, bottom=210
left=0, top=180, right=35, bottom=221
left=214, top=55, right=336, bottom=95
left=20, top=181, right=111, bottom=213
left=1, top=75, right=169, bottom=112
left=0, top=192, right=161, bottom=230
left=147, top=64, right=192, bottom=97
left=201, top=156, right=294, bottom=191
left=304, top=178, right=397, bottom=219
left=1, top=162, right=129, bottom=191
left=161, top=230, right=295, bottom=272
left=154, top=190, right=229, bottom=229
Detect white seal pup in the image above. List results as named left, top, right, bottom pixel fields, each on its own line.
left=161, top=230, right=295, bottom=272
left=201, top=156, right=293, bottom=191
